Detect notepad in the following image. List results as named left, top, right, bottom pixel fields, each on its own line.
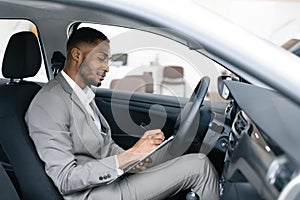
left=107, top=135, right=175, bottom=184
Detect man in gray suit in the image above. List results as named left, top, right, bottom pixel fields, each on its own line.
left=25, top=27, right=219, bottom=200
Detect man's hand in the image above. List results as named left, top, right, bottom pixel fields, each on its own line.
left=129, top=129, right=165, bottom=154
left=130, top=158, right=153, bottom=173
left=117, top=129, right=164, bottom=171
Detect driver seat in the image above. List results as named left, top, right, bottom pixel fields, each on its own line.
left=0, top=31, right=63, bottom=199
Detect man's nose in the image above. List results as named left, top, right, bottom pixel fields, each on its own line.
left=105, top=63, right=109, bottom=72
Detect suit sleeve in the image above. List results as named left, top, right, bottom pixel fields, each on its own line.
left=26, top=91, right=121, bottom=195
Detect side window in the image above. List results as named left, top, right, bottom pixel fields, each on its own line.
left=0, top=19, right=47, bottom=83
left=79, top=23, right=229, bottom=101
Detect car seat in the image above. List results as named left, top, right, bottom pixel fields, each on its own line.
left=0, top=162, right=20, bottom=200
left=0, top=31, right=63, bottom=200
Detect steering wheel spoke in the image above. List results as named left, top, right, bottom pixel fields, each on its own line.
left=169, top=76, right=210, bottom=157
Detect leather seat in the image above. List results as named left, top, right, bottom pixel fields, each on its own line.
left=160, top=66, right=186, bottom=97
left=0, top=31, right=62, bottom=200
left=0, top=162, right=20, bottom=200
left=110, top=76, right=147, bottom=92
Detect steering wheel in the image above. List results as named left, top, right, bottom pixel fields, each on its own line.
left=168, top=76, right=210, bottom=157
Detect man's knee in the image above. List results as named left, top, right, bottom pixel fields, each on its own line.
left=183, top=153, right=210, bottom=167
left=182, top=154, right=218, bottom=179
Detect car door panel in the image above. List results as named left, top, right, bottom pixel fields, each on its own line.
left=95, top=89, right=182, bottom=148
left=94, top=89, right=221, bottom=150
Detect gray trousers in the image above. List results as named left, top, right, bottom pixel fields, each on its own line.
left=119, top=153, right=219, bottom=200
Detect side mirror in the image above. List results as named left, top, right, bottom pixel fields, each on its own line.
left=217, top=75, right=238, bottom=100
left=110, top=53, right=128, bottom=66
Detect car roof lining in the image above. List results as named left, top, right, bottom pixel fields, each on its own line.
left=0, top=1, right=209, bottom=68
left=0, top=1, right=206, bottom=50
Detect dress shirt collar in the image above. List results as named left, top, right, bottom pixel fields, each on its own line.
left=61, top=71, right=95, bottom=107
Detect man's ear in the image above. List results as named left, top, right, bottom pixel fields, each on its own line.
left=70, top=47, right=82, bottom=63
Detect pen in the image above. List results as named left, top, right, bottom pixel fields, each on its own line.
left=139, top=122, right=166, bottom=141
left=139, top=122, right=151, bottom=131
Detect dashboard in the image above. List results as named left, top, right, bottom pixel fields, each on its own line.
left=220, top=80, right=300, bottom=200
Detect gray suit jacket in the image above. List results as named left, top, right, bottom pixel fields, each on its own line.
left=25, top=73, right=124, bottom=200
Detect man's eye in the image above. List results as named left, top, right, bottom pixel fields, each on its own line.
left=98, top=57, right=106, bottom=62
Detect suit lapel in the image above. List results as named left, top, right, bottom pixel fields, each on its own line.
left=70, top=93, right=102, bottom=136
left=55, top=73, right=107, bottom=154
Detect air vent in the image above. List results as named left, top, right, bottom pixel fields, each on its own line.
left=233, top=111, right=249, bottom=136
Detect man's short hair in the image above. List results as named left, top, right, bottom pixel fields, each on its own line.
left=66, top=27, right=109, bottom=51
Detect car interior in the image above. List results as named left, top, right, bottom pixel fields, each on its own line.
left=0, top=1, right=300, bottom=200
left=0, top=30, right=216, bottom=200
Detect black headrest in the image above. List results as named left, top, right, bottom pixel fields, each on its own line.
left=2, top=32, right=41, bottom=79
